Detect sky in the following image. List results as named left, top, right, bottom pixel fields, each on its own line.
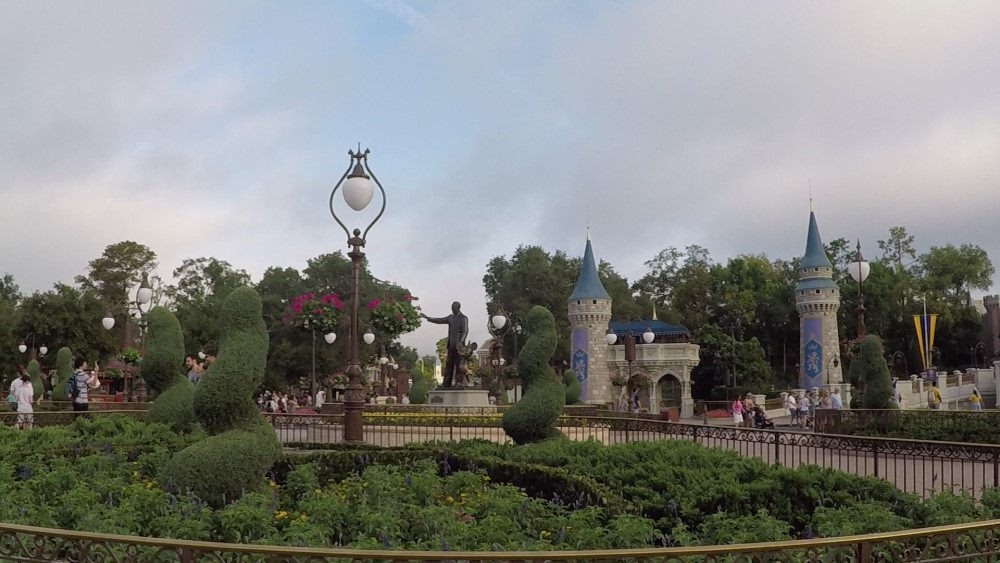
left=2, top=1, right=1000, bottom=356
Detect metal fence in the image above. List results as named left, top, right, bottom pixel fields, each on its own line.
left=2, top=518, right=1000, bottom=562
left=265, top=412, right=1000, bottom=498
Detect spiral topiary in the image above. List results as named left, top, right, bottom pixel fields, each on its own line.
left=563, top=369, right=582, bottom=405
left=50, top=347, right=73, bottom=402
left=501, top=306, right=566, bottom=444
left=27, top=360, right=43, bottom=401
left=143, top=307, right=197, bottom=433
left=861, top=334, right=893, bottom=409
left=160, top=287, right=280, bottom=506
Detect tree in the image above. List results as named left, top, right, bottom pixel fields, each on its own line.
left=0, top=273, right=22, bottom=378
left=877, top=226, right=917, bottom=269
left=75, top=241, right=158, bottom=306
left=167, top=257, right=251, bottom=355
left=16, top=284, right=116, bottom=367
left=918, top=244, right=994, bottom=306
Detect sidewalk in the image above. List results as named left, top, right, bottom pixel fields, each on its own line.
left=683, top=413, right=812, bottom=431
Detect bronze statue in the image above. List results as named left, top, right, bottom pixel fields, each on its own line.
left=421, top=301, right=475, bottom=388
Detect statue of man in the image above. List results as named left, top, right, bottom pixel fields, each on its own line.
left=420, top=301, right=468, bottom=388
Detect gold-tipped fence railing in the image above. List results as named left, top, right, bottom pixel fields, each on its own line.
left=3, top=518, right=1000, bottom=561
left=8, top=407, right=1000, bottom=561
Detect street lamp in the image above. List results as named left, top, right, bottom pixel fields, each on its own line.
left=826, top=355, right=840, bottom=385
left=605, top=320, right=655, bottom=399
left=487, top=304, right=511, bottom=396
left=971, top=343, right=986, bottom=369
left=847, top=240, right=871, bottom=337
left=329, top=146, right=387, bottom=444
left=101, top=272, right=154, bottom=401
left=17, top=335, right=47, bottom=360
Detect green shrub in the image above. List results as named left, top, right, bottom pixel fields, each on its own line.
left=27, top=360, right=43, bottom=401
left=563, top=369, right=582, bottom=405
left=193, top=287, right=269, bottom=434
left=160, top=422, right=280, bottom=507
left=861, top=335, right=892, bottom=409
left=140, top=307, right=185, bottom=395
left=142, top=307, right=196, bottom=432
left=501, top=306, right=565, bottom=444
left=162, top=287, right=279, bottom=506
left=146, top=381, right=197, bottom=433
left=50, top=347, right=73, bottom=402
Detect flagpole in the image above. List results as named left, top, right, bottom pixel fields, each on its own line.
left=923, top=293, right=930, bottom=370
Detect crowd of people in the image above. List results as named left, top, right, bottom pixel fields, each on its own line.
left=5, top=358, right=101, bottom=429
left=257, top=389, right=325, bottom=414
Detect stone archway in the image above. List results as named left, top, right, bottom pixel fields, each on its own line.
left=626, top=372, right=652, bottom=412
left=657, top=373, right=682, bottom=410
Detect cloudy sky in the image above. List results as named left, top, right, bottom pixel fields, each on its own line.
left=2, top=1, right=1000, bottom=355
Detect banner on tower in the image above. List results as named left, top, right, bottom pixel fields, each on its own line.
left=571, top=328, right=589, bottom=401
left=801, top=317, right=823, bottom=389
left=913, top=314, right=939, bottom=371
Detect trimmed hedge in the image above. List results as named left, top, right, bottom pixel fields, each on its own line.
left=502, top=306, right=565, bottom=444
left=143, top=307, right=197, bottom=433
left=563, top=369, right=582, bottom=405
left=27, top=360, right=43, bottom=401
left=50, top=347, right=73, bottom=402
left=275, top=443, right=627, bottom=514
left=161, top=287, right=280, bottom=506
left=861, top=335, right=892, bottom=409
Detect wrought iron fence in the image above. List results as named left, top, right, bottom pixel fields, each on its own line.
left=814, top=408, right=1000, bottom=435
left=265, top=412, right=1000, bottom=498
left=2, top=516, right=1000, bottom=561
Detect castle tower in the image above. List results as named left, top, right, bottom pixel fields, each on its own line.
left=795, top=211, right=843, bottom=388
left=568, top=230, right=613, bottom=404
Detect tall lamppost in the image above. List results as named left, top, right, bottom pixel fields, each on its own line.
left=826, top=355, right=840, bottom=385
left=329, top=146, right=387, bottom=444
left=486, top=305, right=509, bottom=395
left=101, top=272, right=154, bottom=400
left=605, top=322, right=654, bottom=410
left=972, top=342, right=986, bottom=369
left=18, top=335, right=48, bottom=361
left=847, top=240, right=871, bottom=338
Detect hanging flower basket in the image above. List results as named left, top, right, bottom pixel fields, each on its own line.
left=330, top=374, right=348, bottom=389
left=118, top=347, right=142, bottom=365
left=286, top=292, right=345, bottom=333
left=368, top=293, right=422, bottom=336
left=611, top=372, right=629, bottom=387
left=628, top=372, right=653, bottom=387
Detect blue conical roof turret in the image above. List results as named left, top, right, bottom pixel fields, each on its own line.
left=800, top=211, right=834, bottom=270
left=569, top=231, right=611, bottom=301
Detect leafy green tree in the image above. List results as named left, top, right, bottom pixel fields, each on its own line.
left=0, top=273, right=22, bottom=378
left=167, top=257, right=251, bottom=355
left=918, top=244, right=995, bottom=306
left=16, top=284, right=116, bottom=366
left=74, top=241, right=158, bottom=306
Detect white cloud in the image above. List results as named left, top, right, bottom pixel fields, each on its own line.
left=3, top=1, right=1000, bottom=357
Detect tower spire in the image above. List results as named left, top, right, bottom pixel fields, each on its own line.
left=569, top=233, right=610, bottom=301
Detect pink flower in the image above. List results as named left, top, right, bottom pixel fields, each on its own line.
left=367, top=298, right=381, bottom=310
left=291, top=302, right=302, bottom=313
left=402, top=293, right=411, bottom=301
left=313, top=308, right=322, bottom=315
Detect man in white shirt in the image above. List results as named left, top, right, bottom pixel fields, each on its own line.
left=14, top=372, right=33, bottom=429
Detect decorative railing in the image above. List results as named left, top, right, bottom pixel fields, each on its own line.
left=265, top=412, right=1000, bottom=498
left=2, top=516, right=1000, bottom=561
left=11, top=408, right=1000, bottom=560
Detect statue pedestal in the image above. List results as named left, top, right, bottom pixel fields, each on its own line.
left=427, top=388, right=491, bottom=407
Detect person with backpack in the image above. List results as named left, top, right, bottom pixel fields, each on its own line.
left=927, top=380, right=942, bottom=410
left=68, top=358, right=99, bottom=412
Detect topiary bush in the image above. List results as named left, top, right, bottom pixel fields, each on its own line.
left=861, top=335, right=892, bottom=409
left=501, top=306, right=565, bottom=444
left=143, top=307, right=197, bottom=433
left=50, top=347, right=73, bottom=402
left=563, top=369, right=582, bottom=405
left=160, top=286, right=280, bottom=507
left=409, top=370, right=430, bottom=404
left=27, top=360, right=43, bottom=401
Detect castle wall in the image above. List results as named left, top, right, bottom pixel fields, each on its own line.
left=568, top=298, right=612, bottom=405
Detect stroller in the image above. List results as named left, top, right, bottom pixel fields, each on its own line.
left=752, top=407, right=775, bottom=429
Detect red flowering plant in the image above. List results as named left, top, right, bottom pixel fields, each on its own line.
left=286, top=292, right=345, bottom=333
left=367, top=292, right=422, bottom=337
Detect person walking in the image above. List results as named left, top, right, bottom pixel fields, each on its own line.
left=969, top=387, right=983, bottom=411
left=14, top=369, right=34, bottom=429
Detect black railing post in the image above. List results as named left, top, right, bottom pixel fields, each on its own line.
left=873, top=440, right=880, bottom=479
left=774, top=430, right=781, bottom=465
